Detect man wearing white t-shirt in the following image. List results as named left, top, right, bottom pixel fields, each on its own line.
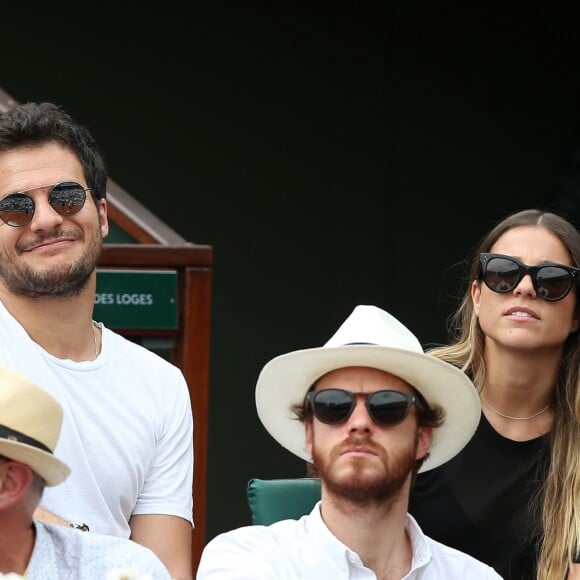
left=0, top=102, right=193, bottom=579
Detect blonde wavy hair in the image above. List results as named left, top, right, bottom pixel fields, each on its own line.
left=428, top=209, right=580, bottom=580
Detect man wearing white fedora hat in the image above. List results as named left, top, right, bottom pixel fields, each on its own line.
left=0, top=365, right=171, bottom=579
left=198, top=305, right=503, bottom=579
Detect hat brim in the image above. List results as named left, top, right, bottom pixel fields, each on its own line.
left=256, top=345, right=480, bottom=473
left=0, top=440, right=71, bottom=486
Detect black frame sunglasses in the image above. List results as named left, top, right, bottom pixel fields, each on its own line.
left=0, top=181, right=93, bottom=227
left=479, top=252, right=580, bottom=302
left=306, top=388, right=418, bottom=426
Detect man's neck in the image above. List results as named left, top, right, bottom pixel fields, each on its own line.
left=0, top=288, right=98, bottom=361
left=0, top=518, right=35, bottom=575
left=319, top=492, right=413, bottom=579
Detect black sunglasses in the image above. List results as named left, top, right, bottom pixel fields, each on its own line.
left=306, top=388, right=418, bottom=426
left=479, top=252, right=580, bottom=302
left=0, top=181, right=93, bottom=227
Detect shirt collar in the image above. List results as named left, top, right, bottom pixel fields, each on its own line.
left=307, top=501, right=433, bottom=575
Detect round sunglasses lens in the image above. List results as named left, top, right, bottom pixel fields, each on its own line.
left=0, top=194, right=34, bottom=227
left=50, top=183, right=87, bottom=216
left=536, top=266, right=572, bottom=300
left=312, top=390, right=353, bottom=424
left=485, top=257, right=520, bottom=293
left=368, top=391, right=411, bottom=425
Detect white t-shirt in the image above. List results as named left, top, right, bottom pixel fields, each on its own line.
left=197, top=502, right=503, bottom=579
left=0, top=300, right=194, bottom=537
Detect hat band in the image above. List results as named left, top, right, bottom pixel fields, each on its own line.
left=0, top=424, right=52, bottom=453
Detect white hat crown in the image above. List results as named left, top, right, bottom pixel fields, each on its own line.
left=324, top=305, right=423, bottom=353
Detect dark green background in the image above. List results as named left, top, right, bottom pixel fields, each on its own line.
left=3, top=4, right=580, bottom=542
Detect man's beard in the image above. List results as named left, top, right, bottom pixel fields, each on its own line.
left=312, top=434, right=418, bottom=504
left=0, top=224, right=102, bottom=298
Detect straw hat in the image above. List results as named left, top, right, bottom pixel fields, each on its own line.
left=0, top=366, right=70, bottom=486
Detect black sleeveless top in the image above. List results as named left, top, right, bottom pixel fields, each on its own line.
left=408, top=413, right=550, bottom=580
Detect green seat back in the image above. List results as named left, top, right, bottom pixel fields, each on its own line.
left=247, top=477, right=322, bottom=526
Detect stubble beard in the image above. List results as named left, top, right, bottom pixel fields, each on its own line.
left=0, top=224, right=103, bottom=298
left=313, top=434, right=418, bottom=504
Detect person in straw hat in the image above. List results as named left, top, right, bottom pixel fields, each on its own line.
left=0, top=365, right=171, bottom=579
left=197, top=305, right=502, bottom=579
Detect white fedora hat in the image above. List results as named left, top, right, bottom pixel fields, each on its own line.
left=0, top=365, right=70, bottom=486
left=255, top=305, right=481, bottom=472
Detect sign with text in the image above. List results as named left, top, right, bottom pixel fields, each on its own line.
left=94, top=269, right=178, bottom=330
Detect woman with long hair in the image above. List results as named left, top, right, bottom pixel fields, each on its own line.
left=408, top=208, right=580, bottom=579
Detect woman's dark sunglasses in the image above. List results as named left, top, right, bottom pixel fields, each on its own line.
left=479, top=252, right=580, bottom=302
left=306, top=388, right=418, bottom=426
left=0, top=181, right=93, bottom=227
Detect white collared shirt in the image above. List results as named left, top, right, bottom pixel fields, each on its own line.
left=197, top=501, right=503, bottom=579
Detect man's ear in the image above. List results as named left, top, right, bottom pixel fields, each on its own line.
left=416, top=426, right=433, bottom=462
left=99, top=198, right=109, bottom=238
left=0, top=460, right=33, bottom=509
